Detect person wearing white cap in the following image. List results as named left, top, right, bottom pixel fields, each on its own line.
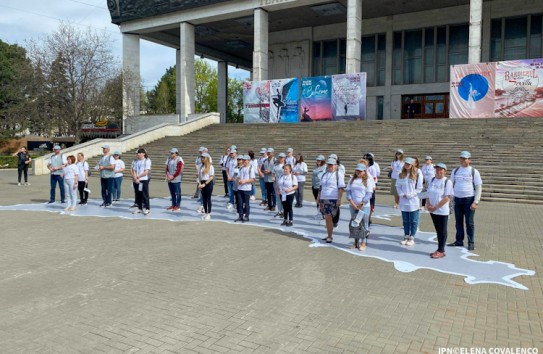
left=285, top=148, right=295, bottom=166
left=262, top=148, right=276, bottom=211
left=396, top=157, right=423, bottom=246
left=193, top=147, right=207, bottom=199
left=76, top=152, right=89, bottom=205
left=226, top=148, right=238, bottom=209
left=62, top=155, right=79, bottom=211
left=165, top=148, right=184, bottom=212
left=248, top=150, right=258, bottom=201
left=273, top=152, right=286, bottom=217
left=235, top=155, right=256, bottom=222
left=131, top=148, right=152, bottom=215
left=46, top=145, right=67, bottom=204
left=328, top=154, right=344, bottom=226
left=317, top=157, right=346, bottom=243
left=420, top=156, right=435, bottom=211
left=364, top=153, right=379, bottom=223
left=278, top=163, right=298, bottom=226
left=346, top=163, right=375, bottom=250
left=96, top=144, right=116, bottom=208
left=257, top=148, right=268, bottom=206
left=389, top=149, right=405, bottom=208
left=448, top=151, right=483, bottom=251
left=198, top=152, right=214, bottom=220
left=112, top=151, right=125, bottom=203
left=311, top=155, right=327, bottom=217
left=426, top=163, right=454, bottom=258
left=292, top=154, right=308, bottom=207
left=219, top=146, right=231, bottom=197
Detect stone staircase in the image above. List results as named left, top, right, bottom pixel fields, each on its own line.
left=88, top=118, right=543, bottom=204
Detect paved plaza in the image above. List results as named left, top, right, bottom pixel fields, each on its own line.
left=0, top=170, right=542, bottom=353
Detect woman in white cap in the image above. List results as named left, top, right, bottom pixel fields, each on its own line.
left=390, top=149, right=405, bottom=208
left=219, top=146, right=231, bottom=197
left=317, top=158, right=345, bottom=243
left=112, top=151, right=125, bottom=203
left=346, top=163, right=374, bottom=250
left=292, top=154, right=308, bottom=207
left=198, top=152, right=214, bottom=220
left=257, top=148, right=268, bottom=206
left=131, top=148, right=152, bottom=215
left=76, top=152, right=89, bottom=205
left=328, top=154, right=344, bottom=227
left=285, top=147, right=296, bottom=166
left=396, top=157, right=423, bottom=246
left=63, top=155, right=79, bottom=211
left=165, top=148, right=184, bottom=211
left=273, top=153, right=286, bottom=217
left=311, top=155, right=326, bottom=217
left=426, top=163, right=454, bottom=258
left=279, top=163, right=298, bottom=226
left=364, top=153, right=379, bottom=224
left=421, top=156, right=435, bottom=211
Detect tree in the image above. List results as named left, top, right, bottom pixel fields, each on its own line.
left=194, top=59, right=217, bottom=113
left=227, top=78, right=244, bottom=123
left=27, top=22, right=119, bottom=143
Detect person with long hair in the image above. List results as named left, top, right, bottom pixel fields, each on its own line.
left=311, top=155, right=326, bottom=218
left=293, top=154, right=308, bottom=208
left=329, top=154, right=344, bottom=227
left=364, top=153, right=378, bottom=224
left=273, top=153, right=286, bottom=217
left=346, top=163, right=374, bottom=250
left=426, top=163, right=454, bottom=258
left=63, top=155, right=79, bottom=211
left=165, top=148, right=184, bottom=212
left=198, top=153, right=214, bottom=220
left=112, top=151, right=125, bottom=203
left=317, top=158, right=345, bottom=243
left=396, top=157, right=423, bottom=246
left=279, top=164, right=298, bottom=226
left=131, top=148, right=151, bottom=215
left=390, top=149, right=405, bottom=208
left=76, top=153, right=89, bottom=205
left=257, top=148, right=268, bottom=206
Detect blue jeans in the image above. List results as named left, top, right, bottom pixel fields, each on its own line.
left=454, top=196, right=475, bottom=244
left=259, top=178, right=267, bottom=201
left=237, top=190, right=251, bottom=217
left=112, top=176, right=123, bottom=200
left=50, top=174, right=65, bottom=202
left=401, top=210, right=420, bottom=237
left=228, top=181, right=235, bottom=205
left=168, top=182, right=182, bottom=207
left=251, top=184, right=256, bottom=197
left=100, top=178, right=114, bottom=205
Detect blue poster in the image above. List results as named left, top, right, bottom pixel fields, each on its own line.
left=269, top=78, right=299, bottom=123
left=300, top=76, right=332, bottom=121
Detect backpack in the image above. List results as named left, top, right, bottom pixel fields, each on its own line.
left=452, top=166, right=475, bottom=190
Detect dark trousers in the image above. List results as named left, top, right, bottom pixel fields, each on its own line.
left=50, top=174, right=65, bottom=202
left=454, top=196, right=475, bottom=245
left=222, top=170, right=228, bottom=194
left=236, top=190, right=251, bottom=217
left=100, top=178, right=114, bottom=205
left=134, top=180, right=150, bottom=210
left=18, top=165, right=28, bottom=183
left=312, top=187, right=320, bottom=210
left=78, top=181, right=88, bottom=203
left=431, top=213, right=449, bottom=252
left=266, top=181, right=276, bottom=208
left=294, top=181, right=304, bottom=207
left=201, top=181, right=213, bottom=213
left=283, top=194, right=295, bottom=221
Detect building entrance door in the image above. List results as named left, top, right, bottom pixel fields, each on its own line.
left=402, top=94, right=449, bottom=119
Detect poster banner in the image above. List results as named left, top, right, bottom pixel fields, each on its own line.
left=450, top=63, right=496, bottom=118
left=300, top=76, right=332, bottom=122
left=269, top=78, right=299, bottom=123
left=243, top=80, right=270, bottom=124
left=495, top=59, right=543, bottom=117
left=331, top=73, right=367, bottom=120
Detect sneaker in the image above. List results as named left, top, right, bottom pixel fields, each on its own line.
left=203, top=213, right=211, bottom=220
left=234, top=217, right=243, bottom=222
left=447, top=242, right=464, bottom=247
left=166, top=206, right=175, bottom=210
left=406, top=237, right=415, bottom=246
left=142, top=209, right=150, bottom=215
left=17, top=183, right=21, bottom=186
left=286, top=221, right=293, bottom=227
left=243, top=216, right=249, bottom=222
left=400, top=237, right=409, bottom=245
left=197, top=206, right=205, bottom=213
left=172, top=206, right=180, bottom=212
left=132, top=209, right=142, bottom=214
left=47, top=201, right=55, bottom=204
left=333, top=223, right=338, bottom=229
left=61, top=201, right=66, bottom=204
left=281, top=220, right=287, bottom=226
left=270, top=207, right=276, bottom=212
left=263, top=206, right=270, bottom=210
left=223, top=194, right=228, bottom=198
left=431, top=251, right=446, bottom=258
left=104, top=204, right=111, bottom=208
left=394, top=204, right=399, bottom=209
left=99, top=203, right=105, bottom=207
left=250, top=196, right=256, bottom=201
left=468, top=243, right=475, bottom=251
left=25, top=183, right=30, bottom=186
left=226, top=203, right=233, bottom=209
left=130, top=203, right=138, bottom=209
left=81, top=202, right=87, bottom=206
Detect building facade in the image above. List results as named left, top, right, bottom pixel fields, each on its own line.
left=109, top=0, right=543, bottom=124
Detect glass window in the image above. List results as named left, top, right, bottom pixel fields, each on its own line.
left=425, top=103, right=433, bottom=114
left=339, top=39, right=346, bottom=74
left=530, top=15, right=542, bottom=59
left=312, top=42, right=321, bottom=76
left=436, top=27, right=447, bottom=82
left=504, top=17, right=527, bottom=60
left=403, top=30, right=422, bottom=84
left=449, top=24, right=468, bottom=66
left=424, top=28, right=435, bottom=83
left=491, top=19, right=502, bottom=61
left=362, top=35, right=376, bottom=86
left=322, top=40, right=338, bottom=75
left=436, top=103, right=444, bottom=114
left=377, top=34, right=386, bottom=86
left=393, top=32, right=402, bottom=85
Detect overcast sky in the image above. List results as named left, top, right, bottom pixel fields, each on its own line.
left=0, top=0, right=249, bottom=90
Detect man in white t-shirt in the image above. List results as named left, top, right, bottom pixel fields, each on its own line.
left=448, top=151, right=483, bottom=251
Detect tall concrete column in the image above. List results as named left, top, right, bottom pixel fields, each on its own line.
left=178, top=22, right=195, bottom=123
left=468, top=0, right=483, bottom=64
left=122, top=33, right=140, bottom=131
left=176, top=49, right=181, bottom=116
left=346, top=0, right=362, bottom=73
left=218, top=61, right=228, bottom=124
left=253, top=8, right=268, bottom=81
left=384, top=29, right=393, bottom=119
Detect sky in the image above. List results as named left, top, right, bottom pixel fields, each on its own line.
left=0, top=0, right=250, bottom=90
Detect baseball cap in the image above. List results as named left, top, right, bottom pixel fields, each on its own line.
left=101, top=144, right=110, bottom=149
left=396, top=149, right=404, bottom=154
left=170, top=148, right=178, bottom=154
left=53, top=145, right=61, bottom=150
left=278, top=152, right=286, bottom=158
left=425, top=156, right=432, bottom=160
left=287, top=148, right=293, bottom=153
left=316, top=155, right=325, bottom=161
left=460, top=151, right=471, bottom=158
left=355, top=163, right=367, bottom=171
left=230, top=149, right=237, bottom=154
left=404, top=157, right=415, bottom=165
left=201, top=152, right=211, bottom=158
left=230, top=145, right=237, bottom=150
left=199, top=146, right=206, bottom=152
left=329, top=154, right=338, bottom=160
left=113, top=150, right=121, bottom=156
left=267, top=148, right=274, bottom=153
left=259, top=148, right=267, bottom=154
left=435, top=162, right=448, bottom=170
left=326, top=158, right=337, bottom=165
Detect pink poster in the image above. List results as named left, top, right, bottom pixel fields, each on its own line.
left=450, top=63, right=496, bottom=118
left=495, top=59, right=543, bottom=117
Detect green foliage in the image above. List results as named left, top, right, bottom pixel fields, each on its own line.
left=0, top=156, right=20, bottom=168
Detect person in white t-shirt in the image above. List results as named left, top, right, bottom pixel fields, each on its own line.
left=131, top=148, right=152, bottom=215
left=448, top=151, right=483, bottom=251
left=396, top=157, right=423, bottom=246
left=389, top=149, right=405, bottom=208
left=421, top=156, right=435, bottom=211
left=317, top=158, right=346, bottom=243
left=235, top=155, right=256, bottom=222
left=426, top=163, right=454, bottom=259
left=112, top=151, right=125, bottom=203
left=279, top=164, right=298, bottom=226
left=285, top=147, right=296, bottom=166
left=219, top=147, right=231, bottom=198
left=346, top=163, right=375, bottom=251
left=62, top=155, right=79, bottom=211
left=292, top=154, right=308, bottom=208
left=76, top=152, right=89, bottom=205
left=257, top=148, right=268, bottom=206
left=248, top=150, right=258, bottom=201
left=198, top=153, right=214, bottom=220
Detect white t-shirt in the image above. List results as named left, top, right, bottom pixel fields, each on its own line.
left=76, top=161, right=89, bottom=181
left=227, top=159, right=239, bottom=179
left=199, top=165, right=215, bottom=181
left=292, top=162, right=308, bottom=182
left=114, top=159, right=125, bottom=178
left=422, top=164, right=436, bottom=183
left=238, top=165, right=256, bottom=191
left=451, top=166, right=482, bottom=198
left=374, top=162, right=381, bottom=177
left=133, top=158, right=151, bottom=181
left=319, top=169, right=346, bottom=200
left=367, top=165, right=379, bottom=185
left=63, top=164, right=78, bottom=180
left=220, top=154, right=229, bottom=171
left=346, top=177, right=375, bottom=204
left=391, top=160, right=404, bottom=179
left=427, top=177, right=454, bottom=216
left=279, top=173, right=298, bottom=196
left=396, top=170, right=423, bottom=212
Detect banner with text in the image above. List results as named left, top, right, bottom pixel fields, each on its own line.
left=300, top=76, right=333, bottom=121
left=331, top=73, right=367, bottom=120
left=243, top=81, right=270, bottom=123
left=270, top=78, right=299, bottom=123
